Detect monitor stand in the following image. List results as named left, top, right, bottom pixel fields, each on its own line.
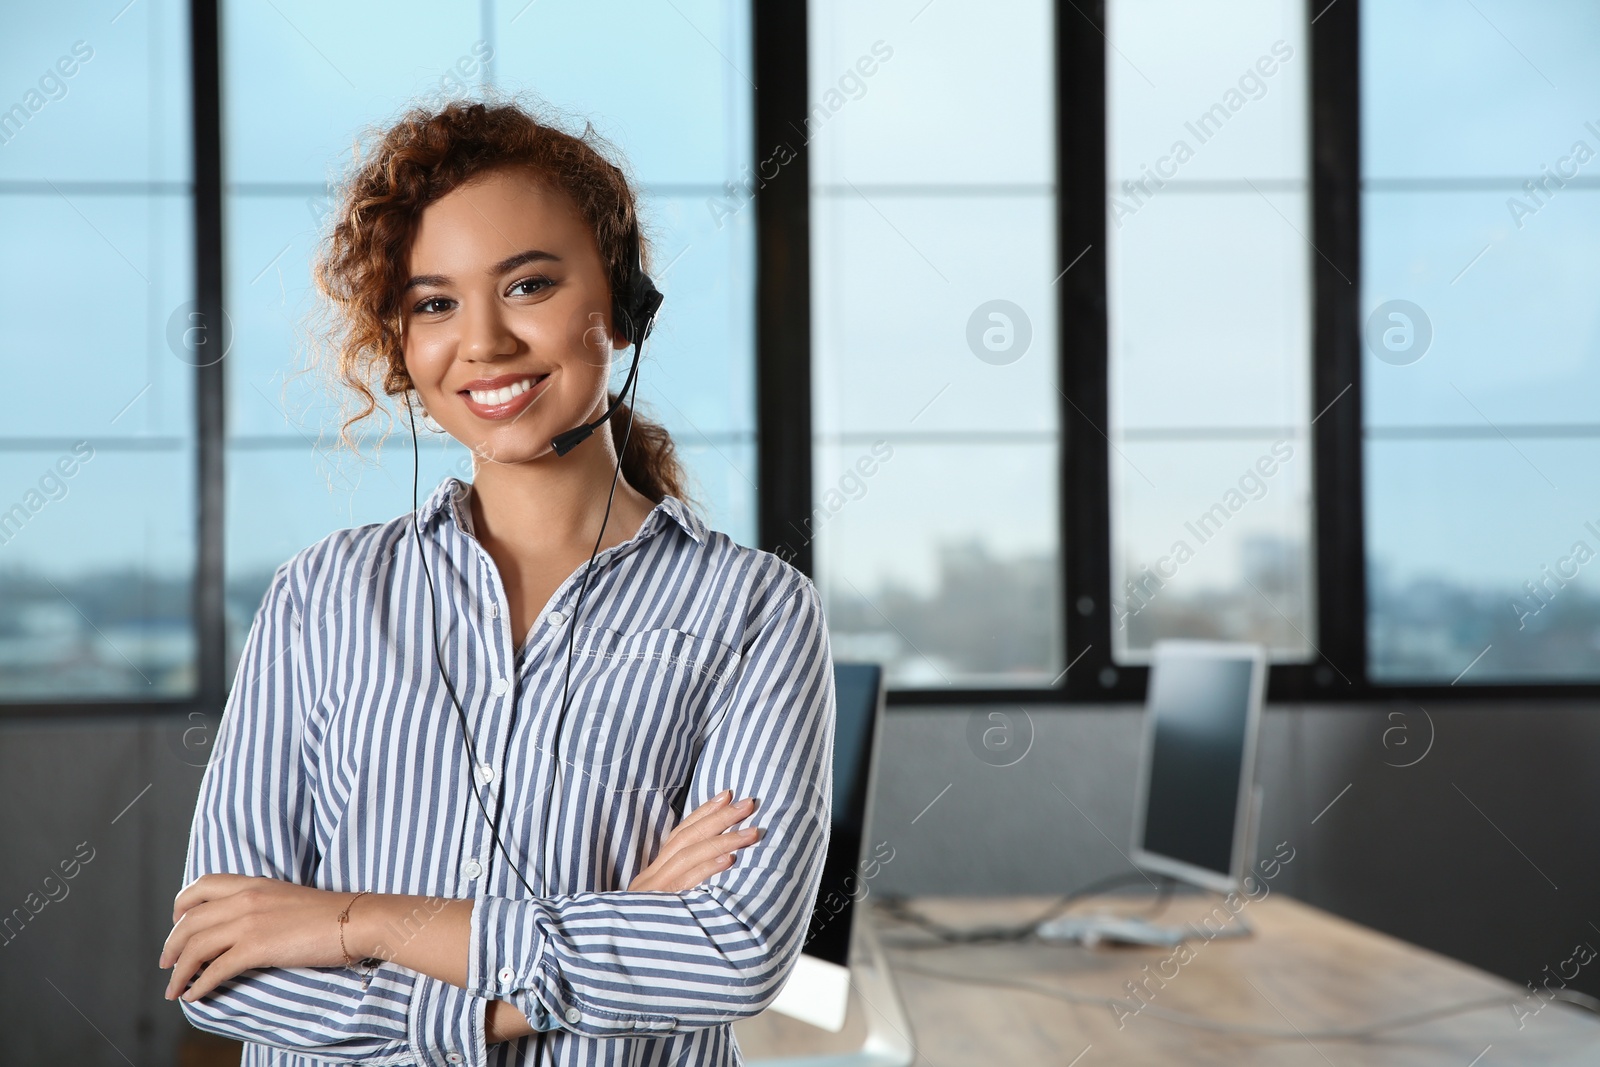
left=734, top=912, right=916, bottom=1067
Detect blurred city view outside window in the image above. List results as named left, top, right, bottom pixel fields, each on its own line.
left=1362, top=0, right=1600, bottom=682
left=1105, top=0, right=1316, bottom=664
left=809, top=0, right=1064, bottom=688
left=0, top=5, right=197, bottom=699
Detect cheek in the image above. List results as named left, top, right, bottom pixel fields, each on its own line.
left=545, top=306, right=616, bottom=384
left=403, top=337, right=454, bottom=390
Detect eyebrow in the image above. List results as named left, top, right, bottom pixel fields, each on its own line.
left=402, top=249, right=562, bottom=293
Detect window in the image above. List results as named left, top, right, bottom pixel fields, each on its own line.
left=220, top=0, right=756, bottom=675
left=1104, top=0, right=1314, bottom=665
left=807, top=0, right=1063, bottom=689
left=0, top=4, right=196, bottom=700
left=1362, top=0, right=1600, bottom=683
left=16, top=0, right=1600, bottom=713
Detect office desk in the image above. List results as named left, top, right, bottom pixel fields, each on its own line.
left=734, top=894, right=1600, bottom=1066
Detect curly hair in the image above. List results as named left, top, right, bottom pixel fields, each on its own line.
left=300, top=92, right=691, bottom=506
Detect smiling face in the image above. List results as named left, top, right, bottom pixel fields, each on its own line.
left=399, top=165, right=626, bottom=463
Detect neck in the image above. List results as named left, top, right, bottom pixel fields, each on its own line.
left=465, top=427, right=654, bottom=555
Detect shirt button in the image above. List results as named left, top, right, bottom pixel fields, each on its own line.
left=564, top=1007, right=582, bottom=1025
left=491, top=677, right=509, bottom=695
left=463, top=858, right=483, bottom=880
left=446, top=1054, right=463, bottom=1065
left=498, top=966, right=516, bottom=985
left=476, top=762, right=496, bottom=785
left=547, top=610, right=567, bottom=626
left=488, top=602, right=499, bottom=618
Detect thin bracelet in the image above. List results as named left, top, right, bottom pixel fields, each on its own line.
left=338, top=890, right=379, bottom=990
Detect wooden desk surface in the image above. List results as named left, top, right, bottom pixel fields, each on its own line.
left=735, top=893, right=1600, bottom=1066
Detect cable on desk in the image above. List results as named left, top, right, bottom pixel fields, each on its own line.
left=892, top=962, right=1519, bottom=1040
left=874, top=872, right=1175, bottom=947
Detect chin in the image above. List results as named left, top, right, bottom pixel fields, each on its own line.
left=466, top=430, right=559, bottom=465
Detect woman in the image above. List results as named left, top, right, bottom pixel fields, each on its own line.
left=159, top=97, right=836, bottom=1067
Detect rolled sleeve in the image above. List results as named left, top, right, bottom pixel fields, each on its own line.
left=465, top=571, right=835, bottom=1037
left=469, top=895, right=561, bottom=1031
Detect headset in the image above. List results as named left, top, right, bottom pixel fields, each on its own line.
left=404, top=224, right=662, bottom=1053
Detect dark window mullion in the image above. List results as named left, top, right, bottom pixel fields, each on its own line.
left=1059, top=0, right=1132, bottom=702
left=192, top=0, right=226, bottom=709
left=753, top=0, right=814, bottom=574
left=1303, top=0, right=1366, bottom=701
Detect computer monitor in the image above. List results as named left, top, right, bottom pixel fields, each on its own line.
left=766, top=662, right=886, bottom=1033
left=1130, top=640, right=1267, bottom=895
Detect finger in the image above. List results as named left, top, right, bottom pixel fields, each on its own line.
left=657, top=826, right=762, bottom=884
left=161, top=899, right=222, bottom=969
left=669, top=853, right=740, bottom=892
left=667, top=790, right=734, bottom=839
left=654, top=804, right=759, bottom=873
left=632, top=847, right=739, bottom=893
left=179, top=948, right=249, bottom=1002
left=172, top=873, right=244, bottom=923
left=166, top=929, right=228, bottom=1001
left=159, top=915, right=189, bottom=970
left=670, top=796, right=759, bottom=850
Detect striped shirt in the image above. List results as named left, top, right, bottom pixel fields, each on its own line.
left=179, top=474, right=836, bottom=1067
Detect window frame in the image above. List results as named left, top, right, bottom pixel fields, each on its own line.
left=9, top=0, right=1578, bottom=719
left=866, top=0, right=1590, bottom=707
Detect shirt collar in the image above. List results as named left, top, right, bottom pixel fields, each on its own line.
left=416, top=474, right=706, bottom=546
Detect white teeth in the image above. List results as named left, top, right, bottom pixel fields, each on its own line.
left=467, top=376, right=540, bottom=406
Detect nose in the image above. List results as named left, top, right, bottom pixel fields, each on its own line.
left=458, top=293, right=516, bottom=361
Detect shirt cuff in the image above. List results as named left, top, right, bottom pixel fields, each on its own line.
left=407, top=968, right=488, bottom=1067
left=469, top=895, right=681, bottom=1038
left=468, top=894, right=561, bottom=1026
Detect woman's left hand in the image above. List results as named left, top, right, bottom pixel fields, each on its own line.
left=160, top=874, right=357, bottom=1002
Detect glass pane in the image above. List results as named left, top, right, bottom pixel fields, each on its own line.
left=226, top=194, right=336, bottom=437
left=0, top=5, right=195, bottom=704
left=1367, top=439, right=1600, bottom=683
left=1363, top=190, right=1600, bottom=429
left=811, top=194, right=1058, bottom=436
left=809, top=0, right=1062, bottom=690
left=223, top=0, right=485, bottom=184
left=814, top=441, right=1061, bottom=686
left=809, top=0, right=1053, bottom=185
left=1108, top=189, right=1310, bottom=432
left=1106, top=0, right=1306, bottom=185
left=1362, top=3, right=1600, bottom=683
left=494, top=0, right=752, bottom=186
left=1363, top=0, right=1600, bottom=180
left=2, top=193, right=194, bottom=438
left=1105, top=0, right=1313, bottom=663
left=0, top=1, right=190, bottom=182
left=0, top=447, right=195, bottom=699
left=1112, top=437, right=1312, bottom=658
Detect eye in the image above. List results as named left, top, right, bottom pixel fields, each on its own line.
left=508, top=275, right=553, bottom=297
left=412, top=295, right=453, bottom=315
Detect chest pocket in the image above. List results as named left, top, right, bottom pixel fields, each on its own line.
left=559, top=626, right=741, bottom=793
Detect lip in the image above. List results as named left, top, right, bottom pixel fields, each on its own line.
left=458, top=372, right=550, bottom=421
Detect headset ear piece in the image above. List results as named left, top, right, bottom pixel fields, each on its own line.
left=612, top=272, right=663, bottom=348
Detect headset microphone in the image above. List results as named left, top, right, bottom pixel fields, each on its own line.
left=407, top=220, right=662, bottom=941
